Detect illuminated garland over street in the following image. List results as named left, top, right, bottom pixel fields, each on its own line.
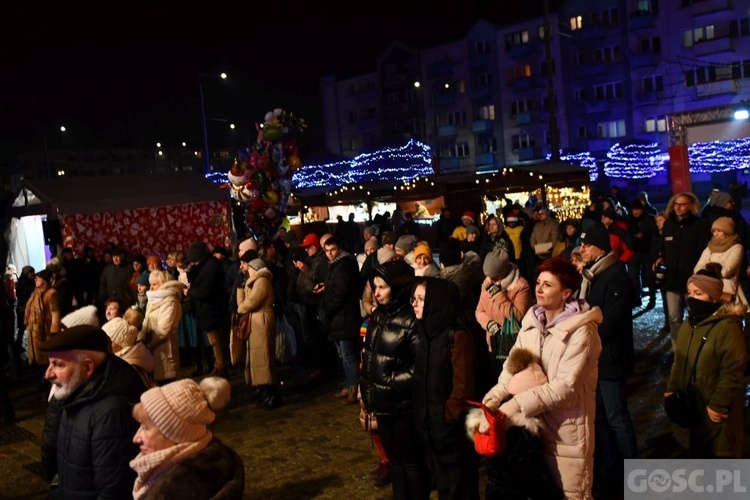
left=688, top=137, right=750, bottom=173
left=291, top=139, right=434, bottom=189
left=604, top=142, right=668, bottom=179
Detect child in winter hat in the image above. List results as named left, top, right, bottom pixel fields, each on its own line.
left=130, top=377, right=233, bottom=498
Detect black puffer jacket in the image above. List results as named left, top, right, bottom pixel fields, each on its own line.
left=54, top=355, right=147, bottom=499
left=320, top=252, right=362, bottom=341
left=413, top=278, right=477, bottom=464
left=187, top=255, right=227, bottom=332
left=360, top=260, right=417, bottom=416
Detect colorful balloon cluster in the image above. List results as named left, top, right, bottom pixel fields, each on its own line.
left=227, top=108, right=306, bottom=242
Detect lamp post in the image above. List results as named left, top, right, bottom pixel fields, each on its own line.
left=198, top=72, right=228, bottom=175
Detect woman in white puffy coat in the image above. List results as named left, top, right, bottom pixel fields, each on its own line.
left=481, top=257, right=602, bottom=500
left=140, top=270, right=184, bottom=384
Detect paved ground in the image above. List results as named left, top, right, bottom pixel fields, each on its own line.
left=1, top=297, right=748, bottom=499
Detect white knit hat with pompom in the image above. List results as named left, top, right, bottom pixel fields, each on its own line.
left=140, top=377, right=231, bottom=443
left=61, top=305, right=100, bottom=329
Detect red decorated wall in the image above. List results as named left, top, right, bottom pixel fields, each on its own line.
left=61, top=201, right=229, bottom=258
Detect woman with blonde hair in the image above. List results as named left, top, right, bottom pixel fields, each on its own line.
left=694, top=216, right=747, bottom=305
left=140, top=270, right=184, bottom=385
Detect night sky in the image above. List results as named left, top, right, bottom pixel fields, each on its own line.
left=0, top=1, right=551, bottom=163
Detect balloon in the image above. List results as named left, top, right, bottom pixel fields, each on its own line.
left=264, top=190, right=279, bottom=205
left=262, top=125, right=282, bottom=142
left=282, top=137, right=297, bottom=156
left=288, top=155, right=302, bottom=171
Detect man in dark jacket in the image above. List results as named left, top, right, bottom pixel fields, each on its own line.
left=40, top=325, right=147, bottom=499
left=626, top=200, right=659, bottom=309
left=186, top=240, right=228, bottom=377
left=577, top=223, right=637, bottom=499
left=15, top=265, right=35, bottom=351
left=98, top=247, right=133, bottom=317
left=318, top=236, right=362, bottom=405
left=655, top=192, right=710, bottom=350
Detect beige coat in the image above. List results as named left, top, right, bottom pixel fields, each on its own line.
left=25, top=286, right=61, bottom=366
left=694, top=242, right=744, bottom=296
left=237, top=267, right=276, bottom=386
left=483, top=300, right=602, bottom=500
left=141, top=280, right=184, bottom=381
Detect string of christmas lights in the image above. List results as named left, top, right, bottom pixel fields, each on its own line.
left=292, top=139, right=433, bottom=189
left=688, top=137, right=750, bottom=173
left=604, top=142, right=668, bottom=179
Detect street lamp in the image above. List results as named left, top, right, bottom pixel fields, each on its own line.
left=198, top=72, right=228, bottom=175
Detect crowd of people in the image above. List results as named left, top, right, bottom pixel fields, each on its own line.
left=1, top=184, right=748, bottom=499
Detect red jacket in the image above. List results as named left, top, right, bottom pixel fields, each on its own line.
left=608, top=221, right=634, bottom=263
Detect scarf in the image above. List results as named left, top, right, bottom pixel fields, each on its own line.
left=499, top=264, right=519, bottom=291
left=707, top=233, right=740, bottom=254
left=578, top=251, right=618, bottom=299
left=130, top=432, right=212, bottom=499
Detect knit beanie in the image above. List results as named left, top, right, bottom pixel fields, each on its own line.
left=712, top=216, right=735, bottom=235
left=186, top=241, right=208, bottom=263
left=146, top=255, right=161, bottom=268
left=61, top=305, right=100, bottom=329
left=466, top=225, right=480, bottom=236
left=102, top=317, right=138, bottom=348
left=413, top=242, right=432, bottom=260
left=579, top=222, right=612, bottom=252
left=601, top=207, right=618, bottom=221
left=687, top=273, right=723, bottom=302
left=248, top=258, right=266, bottom=271
left=136, top=271, right=150, bottom=287
left=140, top=377, right=231, bottom=444
left=711, top=191, right=733, bottom=208
left=238, top=237, right=259, bottom=257
left=377, top=247, right=396, bottom=265
left=364, top=236, right=379, bottom=253
left=395, top=235, right=417, bottom=253
left=483, top=247, right=510, bottom=279
left=381, top=231, right=397, bottom=246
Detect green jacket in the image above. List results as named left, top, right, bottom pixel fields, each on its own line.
left=667, top=303, right=747, bottom=457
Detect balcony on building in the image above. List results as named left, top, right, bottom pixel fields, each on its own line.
left=518, top=146, right=547, bottom=162
left=634, top=90, right=659, bottom=106
left=427, top=60, right=454, bottom=78
left=575, top=62, right=607, bottom=78
left=472, top=119, right=493, bottom=133
left=693, top=36, right=734, bottom=57
left=586, top=100, right=609, bottom=114
left=509, top=40, right=543, bottom=59
left=469, top=52, right=489, bottom=66
left=692, top=0, right=732, bottom=18
left=515, top=111, right=535, bottom=125
left=470, top=85, right=491, bottom=100
left=435, top=92, right=455, bottom=106
left=630, top=51, right=659, bottom=69
left=382, top=74, right=409, bottom=88
left=437, top=124, right=458, bottom=137
left=629, top=10, right=655, bottom=30
left=512, top=75, right=545, bottom=91
left=572, top=24, right=605, bottom=42
left=475, top=152, right=497, bottom=173
left=695, top=78, right=739, bottom=97
left=439, top=157, right=460, bottom=173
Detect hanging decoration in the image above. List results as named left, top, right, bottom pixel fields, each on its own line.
left=604, top=142, right=668, bottom=179
left=223, top=108, right=306, bottom=242
left=688, top=137, right=750, bottom=173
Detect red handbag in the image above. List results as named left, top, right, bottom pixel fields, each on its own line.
left=467, top=401, right=506, bottom=457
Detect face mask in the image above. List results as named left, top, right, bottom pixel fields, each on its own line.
left=686, top=297, right=720, bottom=324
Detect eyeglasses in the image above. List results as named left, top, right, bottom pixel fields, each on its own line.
left=410, top=295, right=425, bottom=306
left=673, top=202, right=691, bottom=207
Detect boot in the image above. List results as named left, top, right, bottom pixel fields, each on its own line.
left=251, top=385, right=269, bottom=405
left=263, top=384, right=283, bottom=410
left=334, top=387, right=349, bottom=399
left=206, top=331, right=228, bottom=377
left=191, top=347, right=204, bottom=377
left=342, top=385, right=358, bottom=406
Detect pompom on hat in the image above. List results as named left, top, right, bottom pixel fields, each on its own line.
left=61, top=305, right=100, bottom=329
left=102, top=317, right=138, bottom=348
left=505, top=348, right=548, bottom=395
left=140, top=377, right=231, bottom=444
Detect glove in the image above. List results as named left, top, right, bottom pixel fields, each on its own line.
left=487, top=284, right=502, bottom=297
left=235, top=272, right=247, bottom=289
left=486, top=320, right=501, bottom=336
